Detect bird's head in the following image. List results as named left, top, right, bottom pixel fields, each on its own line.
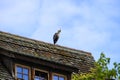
left=58, top=29, right=61, bottom=33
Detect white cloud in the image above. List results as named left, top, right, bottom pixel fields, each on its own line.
left=31, top=0, right=81, bottom=42
left=0, top=0, right=120, bottom=63
left=0, top=0, right=41, bottom=35
left=31, top=0, right=119, bottom=48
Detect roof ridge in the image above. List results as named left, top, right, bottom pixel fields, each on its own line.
left=0, top=31, right=91, bottom=56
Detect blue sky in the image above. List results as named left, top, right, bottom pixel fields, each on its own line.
left=0, top=0, right=120, bottom=67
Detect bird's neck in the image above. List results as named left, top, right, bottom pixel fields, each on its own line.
left=57, top=32, right=61, bottom=34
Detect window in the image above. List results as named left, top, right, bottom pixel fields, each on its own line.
left=15, top=64, right=30, bottom=80
left=34, top=69, right=48, bottom=80
left=53, top=74, right=66, bottom=80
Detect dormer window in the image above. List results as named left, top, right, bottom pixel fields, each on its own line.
left=15, top=64, right=67, bottom=80
left=15, top=64, right=31, bottom=80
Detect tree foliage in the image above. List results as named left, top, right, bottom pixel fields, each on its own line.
left=72, top=53, right=120, bottom=80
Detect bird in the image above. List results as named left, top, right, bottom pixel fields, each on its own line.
left=53, top=29, right=61, bottom=45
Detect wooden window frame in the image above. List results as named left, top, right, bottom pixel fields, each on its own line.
left=34, top=68, right=49, bottom=80
left=15, top=64, right=31, bottom=80
left=52, top=73, right=67, bottom=80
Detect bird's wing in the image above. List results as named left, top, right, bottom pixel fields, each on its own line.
left=53, top=33, right=57, bottom=40
left=53, top=33, right=59, bottom=44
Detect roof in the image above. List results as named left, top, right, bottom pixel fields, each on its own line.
left=0, top=31, right=94, bottom=72
left=0, top=61, right=14, bottom=80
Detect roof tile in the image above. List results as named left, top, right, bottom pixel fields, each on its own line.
left=0, top=62, right=14, bottom=80
left=0, top=31, right=95, bottom=73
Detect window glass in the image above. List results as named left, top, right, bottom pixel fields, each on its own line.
left=23, top=75, right=29, bottom=80
left=59, top=77, right=64, bottom=80
left=17, top=73, right=22, bottom=78
left=17, top=66, right=22, bottom=73
left=23, top=68, right=29, bottom=74
left=53, top=75, right=65, bottom=80
left=53, top=75, right=58, bottom=80
left=34, top=77, right=40, bottom=80
left=34, top=76, right=40, bottom=80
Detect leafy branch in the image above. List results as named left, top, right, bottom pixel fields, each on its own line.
left=72, top=53, right=120, bottom=80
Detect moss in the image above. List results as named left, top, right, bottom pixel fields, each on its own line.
left=0, top=31, right=95, bottom=73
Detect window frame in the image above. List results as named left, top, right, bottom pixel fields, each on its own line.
left=34, top=68, right=49, bottom=80
left=15, top=64, right=31, bottom=80
left=52, top=73, right=67, bottom=80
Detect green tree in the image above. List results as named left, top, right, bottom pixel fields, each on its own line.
left=72, top=53, right=120, bottom=80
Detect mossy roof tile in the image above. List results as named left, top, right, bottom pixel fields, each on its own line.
left=0, top=31, right=95, bottom=73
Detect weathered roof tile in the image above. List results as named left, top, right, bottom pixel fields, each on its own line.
left=0, top=62, right=14, bottom=80
left=0, top=31, right=95, bottom=73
